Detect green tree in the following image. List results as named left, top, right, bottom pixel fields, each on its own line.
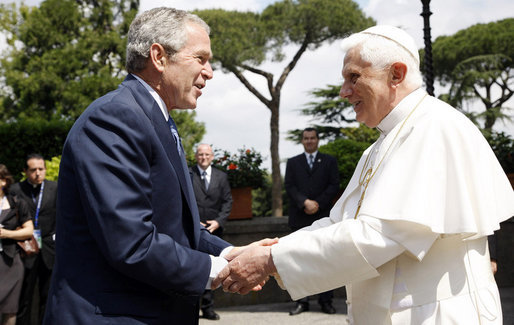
left=0, top=0, right=205, bottom=159
left=431, top=18, right=514, bottom=132
left=196, top=0, right=374, bottom=216
left=0, top=0, right=139, bottom=120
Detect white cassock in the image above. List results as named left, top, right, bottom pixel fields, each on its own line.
left=271, top=88, right=514, bottom=324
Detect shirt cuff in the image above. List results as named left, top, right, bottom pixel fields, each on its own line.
left=206, top=247, right=233, bottom=290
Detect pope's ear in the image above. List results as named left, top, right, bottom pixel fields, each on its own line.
left=390, top=62, right=407, bottom=86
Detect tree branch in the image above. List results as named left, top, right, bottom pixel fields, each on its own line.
left=229, top=66, right=271, bottom=107
left=275, top=35, right=310, bottom=94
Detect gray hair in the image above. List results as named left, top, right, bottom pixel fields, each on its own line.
left=126, top=7, right=210, bottom=73
left=341, top=30, right=423, bottom=89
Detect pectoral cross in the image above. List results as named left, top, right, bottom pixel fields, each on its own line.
left=355, top=167, right=373, bottom=219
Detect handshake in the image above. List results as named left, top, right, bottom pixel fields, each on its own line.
left=212, top=238, right=280, bottom=295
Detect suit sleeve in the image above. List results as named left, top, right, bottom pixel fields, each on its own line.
left=284, top=158, right=308, bottom=209
left=68, top=102, right=213, bottom=297
left=314, top=155, right=340, bottom=210
left=215, top=171, right=232, bottom=229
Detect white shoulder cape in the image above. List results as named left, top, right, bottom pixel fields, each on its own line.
left=335, top=92, right=514, bottom=239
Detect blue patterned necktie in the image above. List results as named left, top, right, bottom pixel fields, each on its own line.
left=167, top=116, right=183, bottom=156
left=202, top=170, right=209, bottom=190
left=308, top=154, right=314, bottom=169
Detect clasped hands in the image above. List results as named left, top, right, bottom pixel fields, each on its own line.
left=212, top=238, right=279, bottom=295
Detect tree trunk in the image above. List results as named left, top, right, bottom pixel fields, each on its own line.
left=269, top=100, right=283, bottom=217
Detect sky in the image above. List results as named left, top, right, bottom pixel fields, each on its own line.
left=1, top=0, right=513, bottom=172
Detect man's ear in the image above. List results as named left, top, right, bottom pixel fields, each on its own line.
left=149, top=43, right=167, bottom=72
left=390, top=62, right=407, bottom=87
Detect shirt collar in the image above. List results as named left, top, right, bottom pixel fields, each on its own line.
left=197, top=165, right=212, bottom=176
left=131, top=73, right=169, bottom=122
left=304, top=151, right=318, bottom=159
left=27, top=179, right=42, bottom=189
left=376, top=87, right=426, bottom=135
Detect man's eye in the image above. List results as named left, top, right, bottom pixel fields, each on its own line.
left=351, top=74, right=359, bottom=84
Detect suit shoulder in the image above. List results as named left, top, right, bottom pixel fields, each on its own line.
left=319, top=152, right=337, bottom=161
left=288, top=153, right=305, bottom=162
left=212, top=166, right=227, bottom=176
left=44, top=180, right=58, bottom=190
left=9, top=182, right=21, bottom=192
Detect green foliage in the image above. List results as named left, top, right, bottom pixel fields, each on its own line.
left=431, top=19, right=514, bottom=132
left=0, top=119, right=73, bottom=180
left=252, top=173, right=289, bottom=217
left=197, top=0, right=374, bottom=70
left=319, top=138, right=371, bottom=190
left=340, top=124, right=379, bottom=143
left=484, top=131, right=514, bottom=174
left=0, top=0, right=138, bottom=120
left=44, top=156, right=61, bottom=181
left=212, top=148, right=266, bottom=189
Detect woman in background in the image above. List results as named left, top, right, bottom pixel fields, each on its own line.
left=0, top=164, right=33, bottom=325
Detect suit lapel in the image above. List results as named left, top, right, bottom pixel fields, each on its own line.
left=122, top=75, right=200, bottom=223
left=194, top=166, right=208, bottom=194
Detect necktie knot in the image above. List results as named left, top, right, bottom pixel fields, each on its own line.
left=308, top=154, right=314, bottom=169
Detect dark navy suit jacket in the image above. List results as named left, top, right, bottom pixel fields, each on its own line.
left=284, top=152, right=340, bottom=229
left=44, top=75, right=230, bottom=325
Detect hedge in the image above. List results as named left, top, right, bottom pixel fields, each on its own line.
left=319, top=138, right=371, bottom=191
left=0, top=119, right=73, bottom=180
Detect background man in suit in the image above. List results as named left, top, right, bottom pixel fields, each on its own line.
left=190, top=143, right=233, bottom=320
left=10, top=154, right=57, bottom=325
left=43, top=8, right=272, bottom=325
left=284, top=128, right=340, bottom=315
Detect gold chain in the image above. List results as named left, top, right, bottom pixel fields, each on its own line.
left=354, top=93, right=427, bottom=219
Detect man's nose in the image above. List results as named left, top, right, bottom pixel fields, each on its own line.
left=202, top=62, right=213, bottom=80
left=340, top=84, right=352, bottom=98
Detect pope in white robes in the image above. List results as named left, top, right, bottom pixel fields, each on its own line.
left=213, top=25, right=514, bottom=325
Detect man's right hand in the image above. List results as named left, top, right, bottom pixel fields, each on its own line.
left=304, top=199, right=319, bottom=215
left=224, top=237, right=279, bottom=261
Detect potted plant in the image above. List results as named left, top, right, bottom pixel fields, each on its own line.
left=213, top=148, right=266, bottom=219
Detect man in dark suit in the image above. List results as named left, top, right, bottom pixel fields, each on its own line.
left=284, top=127, right=340, bottom=316
left=43, top=8, right=271, bottom=325
left=10, top=153, right=57, bottom=325
left=190, top=143, right=232, bottom=320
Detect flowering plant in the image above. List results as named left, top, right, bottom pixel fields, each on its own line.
left=213, top=148, right=266, bottom=189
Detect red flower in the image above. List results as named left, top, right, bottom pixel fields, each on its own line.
left=245, top=149, right=251, bottom=154
left=228, top=163, right=238, bottom=170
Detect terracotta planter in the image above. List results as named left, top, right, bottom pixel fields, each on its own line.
left=228, top=187, right=252, bottom=220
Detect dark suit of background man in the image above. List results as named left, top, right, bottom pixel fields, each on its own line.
left=10, top=154, right=57, bottom=325
left=190, top=143, right=233, bottom=321
left=42, top=8, right=268, bottom=325
left=284, top=128, right=340, bottom=316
